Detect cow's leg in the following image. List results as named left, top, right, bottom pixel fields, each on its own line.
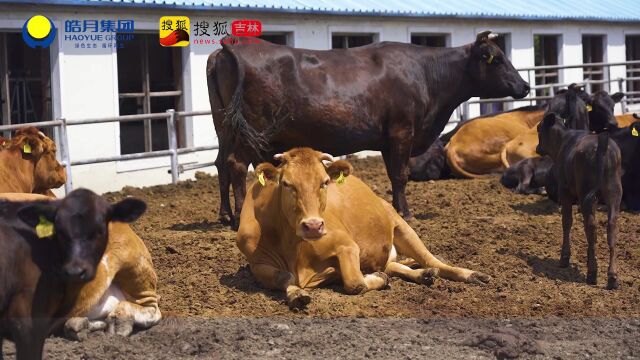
left=385, top=200, right=490, bottom=284
left=382, top=136, right=413, bottom=219
left=106, top=300, right=161, bottom=337
left=559, top=201, right=573, bottom=267
left=384, top=261, right=437, bottom=286
left=11, top=321, right=45, bottom=360
left=251, top=263, right=310, bottom=309
left=606, top=198, right=620, bottom=290
left=228, top=151, right=249, bottom=229
left=337, top=244, right=389, bottom=294
left=582, top=202, right=598, bottom=285
left=214, top=150, right=233, bottom=225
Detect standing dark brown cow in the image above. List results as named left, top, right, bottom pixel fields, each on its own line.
left=207, top=31, right=530, bottom=225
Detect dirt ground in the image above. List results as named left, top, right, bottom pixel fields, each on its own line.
left=4, top=155, right=640, bottom=358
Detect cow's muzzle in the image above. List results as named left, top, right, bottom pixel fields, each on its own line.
left=300, top=217, right=326, bottom=240
left=62, top=262, right=96, bottom=283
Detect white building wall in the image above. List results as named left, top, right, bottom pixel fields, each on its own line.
left=1, top=4, right=639, bottom=195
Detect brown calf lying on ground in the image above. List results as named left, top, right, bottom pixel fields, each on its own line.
left=0, top=193, right=162, bottom=340
left=537, top=113, right=622, bottom=289
left=0, top=127, right=66, bottom=195
left=0, top=189, right=147, bottom=360
left=237, top=147, right=490, bottom=309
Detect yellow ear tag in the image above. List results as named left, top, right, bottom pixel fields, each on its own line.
left=23, top=143, right=32, bottom=154
left=632, top=127, right=639, bottom=137
left=487, top=54, right=494, bottom=64
left=586, top=104, right=593, bottom=112
left=336, top=171, right=346, bottom=185
left=35, top=216, right=55, bottom=238
left=258, top=172, right=266, bottom=186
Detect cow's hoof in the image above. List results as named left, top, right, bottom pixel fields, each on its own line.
left=418, top=268, right=439, bottom=286
left=64, top=317, right=89, bottom=342
left=586, top=273, right=598, bottom=286
left=288, top=289, right=311, bottom=310
left=607, top=277, right=619, bottom=290
left=559, top=257, right=570, bottom=268
left=373, top=271, right=390, bottom=288
left=231, top=215, right=241, bottom=231
left=467, top=271, right=491, bottom=285
left=218, top=213, right=233, bottom=226
left=107, top=314, right=134, bottom=337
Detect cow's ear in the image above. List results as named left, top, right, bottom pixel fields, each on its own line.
left=326, top=160, right=353, bottom=183
left=611, top=92, right=625, bottom=103
left=255, top=162, right=280, bottom=183
left=108, top=198, right=146, bottom=223
left=17, top=201, right=59, bottom=228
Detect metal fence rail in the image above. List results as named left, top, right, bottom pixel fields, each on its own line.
left=1, top=60, right=640, bottom=195
left=0, top=109, right=216, bottom=194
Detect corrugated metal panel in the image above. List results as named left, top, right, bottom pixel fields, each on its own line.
left=3, top=0, right=640, bottom=22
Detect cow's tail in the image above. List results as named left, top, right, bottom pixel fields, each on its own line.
left=500, top=146, right=511, bottom=168
left=445, top=145, right=492, bottom=179
left=582, top=132, right=609, bottom=209
left=220, top=41, right=269, bottom=156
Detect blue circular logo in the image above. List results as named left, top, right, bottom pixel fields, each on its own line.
left=22, top=15, right=57, bottom=48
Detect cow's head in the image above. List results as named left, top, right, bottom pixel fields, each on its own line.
left=256, top=148, right=352, bottom=241
left=9, top=127, right=66, bottom=191
left=546, top=85, right=590, bottom=130
left=587, top=91, right=624, bottom=132
left=468, top=31, right=530, bottom=99
left=17, top=188, right=146, bottom=282
left=536, top=113, right=566, bottom=158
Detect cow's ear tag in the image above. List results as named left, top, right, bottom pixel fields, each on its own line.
left=586, top=104, right=593, bottom=112
left=35, top=216, right=55, bottom=239
left=258, top=172, right=266, bottom=186
left=486, top=54, right=494, bottom=64
left=23, top=143, right=32, bottom=154
left=632, top=127, right=639, bottom=137
left=336, top=171, right=346, bottom=185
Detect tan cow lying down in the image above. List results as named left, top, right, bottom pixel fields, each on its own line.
left=0, top=193, right=161, bottom=338
left=501, top=114, right=637, bottom=168
left=237, top=148, right=490, bottom=309
left=0, top=127, right=66, bottom=196
left=446, top=106, right=544, bottom=178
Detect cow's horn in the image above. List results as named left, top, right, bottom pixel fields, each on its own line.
left=488, top=33, right=499, bottom=40
left=476, top=30, right=492, bottom=43
left=37, top=131, right=46, bottom=138
left=273, top=153, right=285, bottom=162
left=319, top=153, right=334, bottom=162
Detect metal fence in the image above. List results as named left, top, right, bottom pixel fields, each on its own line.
left=459, top=59, right=640, bottom=121
left=1, top=60, right=640, bottom=195
left=0, top=109, right=215, bottom=195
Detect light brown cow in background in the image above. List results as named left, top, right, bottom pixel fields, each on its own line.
left=500, top=126, right=541, bottom=168
left=0, top=193, right=162, bottom=338
left=237, top=147, right=490, bottom=309
left=0, top=127, right=66, bottom=196
left=445, top=106, right=544, bottom=178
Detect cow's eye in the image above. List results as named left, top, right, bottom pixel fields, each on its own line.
left=320, top=180, right=329, bottom=189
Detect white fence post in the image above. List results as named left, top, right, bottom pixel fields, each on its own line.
left=167, top=109, right=179, bottom=184
left=59, top=117, right=74, bottom=194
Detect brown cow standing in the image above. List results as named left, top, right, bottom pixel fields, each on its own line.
left=0, top=127, right=66, bottom=195
left=445, top=106, right=544, bottom=178
left=208, top=31, right=529, bottom=225
left=0, top=192, right=162, bottom=339
left=237, top=148, right=490, bottom=309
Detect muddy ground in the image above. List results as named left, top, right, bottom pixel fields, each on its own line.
left=4, top=156, right=640, bottom=358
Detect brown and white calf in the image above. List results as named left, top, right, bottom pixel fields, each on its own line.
left=237, top=147, right=490, bottom=309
